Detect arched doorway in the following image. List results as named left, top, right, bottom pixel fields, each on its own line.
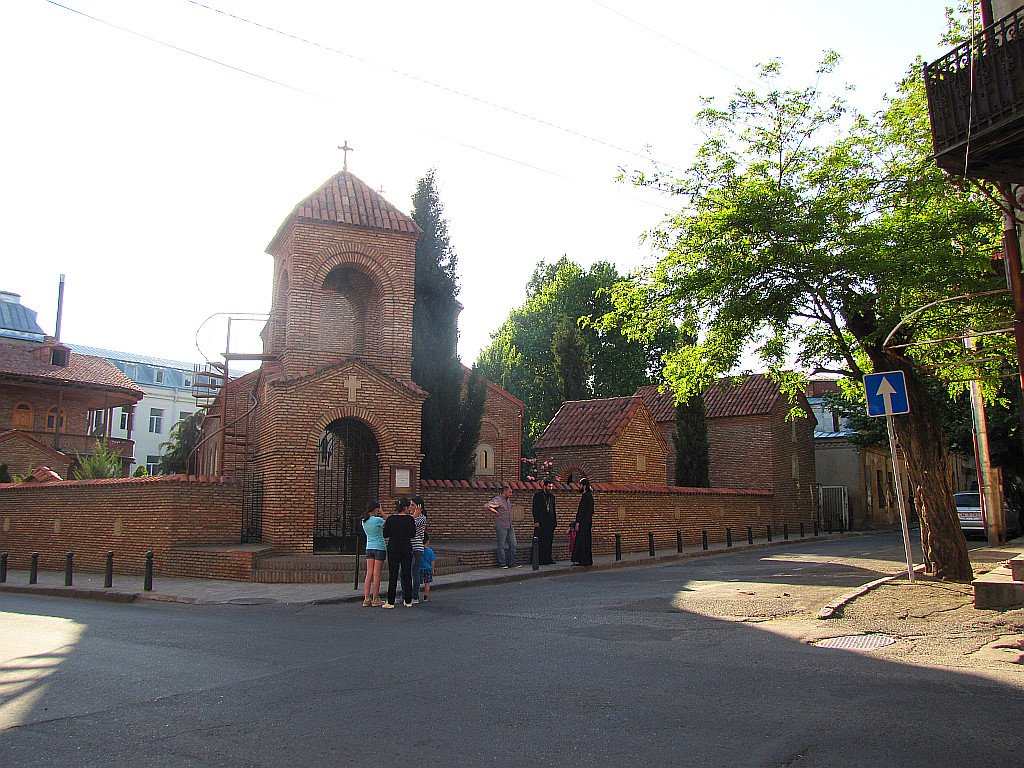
left=314, top=418, right=380, bottom=553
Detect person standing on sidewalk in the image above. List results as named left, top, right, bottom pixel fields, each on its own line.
left=382, top=498, right=416, bottom=608
left=485, top=484, right=517, bottom=568
left=532, top=479, right=558, bottom=565
left=419, top=535, right=436, bottom=601
left=407, top=496, right=428, bottom=603
left=571, top=478, right=594, bottom=567
left=361, top=500, right=386, bottom=606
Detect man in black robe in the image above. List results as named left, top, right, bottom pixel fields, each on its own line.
left=571, top=477, right=594, bottom=567
left=532, top=479, right=558, bottom=565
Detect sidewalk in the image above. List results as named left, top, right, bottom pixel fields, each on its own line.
left=0, top=529, right=862, bottom=606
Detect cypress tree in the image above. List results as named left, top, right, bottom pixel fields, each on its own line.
left=551, top=316, right=589, bottom=402
left=411, top=170, right=485, bottom=479
left=674, top=395, right=710, bottom=487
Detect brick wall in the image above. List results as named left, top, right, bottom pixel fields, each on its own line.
left=421, top=480, right=792, bottom=557
left=474, top=381, right=522, bottom=483
left=610, top=408, right=668, bottom=485
left=0, top=475, right=241, bottom=576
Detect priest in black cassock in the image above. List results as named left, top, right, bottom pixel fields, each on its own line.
left=532, top=479, right=558, bottom=565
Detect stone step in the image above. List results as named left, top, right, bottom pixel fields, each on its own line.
left=1011, top=554, right=1024, bottom=582
left=973, top=565, right=1024, bottom=609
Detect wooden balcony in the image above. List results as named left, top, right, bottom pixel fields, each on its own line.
left=924, top=6, right=1024, bottom=182
left=28, top=431, right=135, bottom=461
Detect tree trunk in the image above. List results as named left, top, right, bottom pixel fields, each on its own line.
left=872, top=352, right=973, bottom=581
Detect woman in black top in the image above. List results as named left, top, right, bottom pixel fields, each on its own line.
left=571, top=478, right=594, bottom=567
left=382, top=497, right=416, bottom=607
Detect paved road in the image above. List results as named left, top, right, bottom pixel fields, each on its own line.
left=1, top=532, right=1020, bottom=767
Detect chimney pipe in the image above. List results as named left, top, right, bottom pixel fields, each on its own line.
left=55, top=274, right=65, bottom=342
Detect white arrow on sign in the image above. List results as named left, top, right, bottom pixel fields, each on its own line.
left=875, top=376, right=897, bottom=415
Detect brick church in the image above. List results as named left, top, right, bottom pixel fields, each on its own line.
left=197, top=168, right=521, bottom=555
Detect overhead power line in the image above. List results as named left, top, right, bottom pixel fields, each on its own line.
left=41, top=0, right=678, bottom=214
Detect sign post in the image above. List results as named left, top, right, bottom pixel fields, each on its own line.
left=863, top=371, right=915, bottom=583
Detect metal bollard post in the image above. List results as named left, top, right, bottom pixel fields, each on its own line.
left=65, top=551, right=73, bottom=587
left=814, top=520, right=819, bottom=537
left=702, top=530, right=708, bottom=551
left=532, top=536, right=540, bottom=571
left=104, top=551, right=114, bottom=589
left=0, top=552, right=7, bottom=583
left=615, top=534, right=622, bottom=561
left=648, top=532, right=655, bottom=557
left=747, top=525, right=753, bottom=545
left=800, top=522, right=805, bottom=538
left=767, top=525, right=773, bottom=542
left=29, top=552, right=38, bottom=584
left=676, top=529, right=683, bottom=554
left=784, top=524, right=789, bottom=541
left=144, top=551, right=154, bottom=592
left=353, top=533, right=362, bottom=591
left=726, top=527, right=732, bottom=548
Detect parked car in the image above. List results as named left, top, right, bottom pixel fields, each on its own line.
left=954, top=491, right=1021, bottom=538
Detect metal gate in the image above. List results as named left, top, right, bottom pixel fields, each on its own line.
left=818, top=485, right=850, bottom=532
left=241, top=469, right=263, bottom=543
left=314, top=419, right=379, bottom=553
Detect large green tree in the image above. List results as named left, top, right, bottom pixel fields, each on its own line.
left=610, top=54, right=1004, bottom=580
left=411, top=170, right=486, bottom=480
left=477, top=257, right=680, bottom=452
left=158, top=411, right=204, bottom=475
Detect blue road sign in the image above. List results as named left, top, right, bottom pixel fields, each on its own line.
left=864, top=371, right=910, bottom=418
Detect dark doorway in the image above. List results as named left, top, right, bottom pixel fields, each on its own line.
left=314, top=418, right=380, bottom=553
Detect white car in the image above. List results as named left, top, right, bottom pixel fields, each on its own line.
left=954, top=491, right=1020, bottom=538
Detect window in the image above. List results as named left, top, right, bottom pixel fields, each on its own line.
left=149, top=408, right=164, bottom=434
left=12, top=402, right=33, bottom=430
left=183, top=376, right=192, bottom=388
left=124, top=363, right=137, bottom=379
left=155, top=369, right=164, bottom=384
left=89, top=410, right=106, bottom=435
left=46, top=405, right=66, bottom=433
left=119, top=406, right=134, bottom=431
left=146, top=454, right=161, bottom=475
left=178, top=410, right=192, bottom=422
left=475, top=443, right=495, bottom=476
left=49, top=347, right=69, bottom=367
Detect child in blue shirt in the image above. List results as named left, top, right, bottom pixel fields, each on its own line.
left=419, top=536, right=436, bottom=601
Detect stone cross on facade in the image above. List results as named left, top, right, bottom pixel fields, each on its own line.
left=338, top=141, right=354, bottom=171
left=344, top=374, right=361, bottom=402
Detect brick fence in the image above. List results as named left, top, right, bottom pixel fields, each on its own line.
left=0, top=475, right=241, bottom=576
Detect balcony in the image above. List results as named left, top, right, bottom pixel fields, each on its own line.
left=924, top=6, right=1024, bottom=182
left=26, top=431, right=135, bottom=461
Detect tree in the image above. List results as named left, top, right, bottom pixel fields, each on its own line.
left=674, top=396, right=710, bottom=487
left=551, top=316, right=589, bottom=402
left=158, top=410, right=204, bottom=475
left=610, top=54, right=1003, bottom=580
left=411, top=170, right=485, bottom=479
left=477, top=257, right=680, bottom=452
left=73, top=440, right=125, bottom=480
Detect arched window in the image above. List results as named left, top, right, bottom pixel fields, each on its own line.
left=12, top=402, right=33, bottom=430
left=475, top=443, right=495, bottom=476
left=46, top=405, right=67, bottom=433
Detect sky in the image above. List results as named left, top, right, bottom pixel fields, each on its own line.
left=1, top=1, right=953, bottom=368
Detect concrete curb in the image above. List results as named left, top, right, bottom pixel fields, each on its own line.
left=816, top=564, right=927, bottom=620
left=1, top=531, right=864, bottom=606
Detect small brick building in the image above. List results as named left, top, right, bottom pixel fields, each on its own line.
left=469, top=366, right=523, bottom=483
left=533, top=396, right=669, bottom=484
left=0, top=338, right=143, bottom=477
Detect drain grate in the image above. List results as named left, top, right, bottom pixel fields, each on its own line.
left=813, top=634, right=897, bottom=651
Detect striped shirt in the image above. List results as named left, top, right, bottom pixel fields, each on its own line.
left=412, top=513, right=427, bottom=552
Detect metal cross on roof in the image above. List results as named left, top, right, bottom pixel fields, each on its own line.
left=338, top=141, right=354, bottom=171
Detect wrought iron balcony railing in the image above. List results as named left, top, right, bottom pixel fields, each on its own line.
left=924, top=6, right=1024, bottom=182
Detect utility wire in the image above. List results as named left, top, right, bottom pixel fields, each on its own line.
left=185, top=0, right=685, bottom=175
left=41, top=0, right=677, bottom=214
left=588, top=0, right=757, bottom=85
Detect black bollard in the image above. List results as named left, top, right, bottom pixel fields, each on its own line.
left=800, top=522, right=805, bottom=538
left=65, top=551, right=73, bottom=587
left=726, top=527, right=733, bottom=548
left=104, top=551, right=114, bottom=589
left=702, top=530, right=708, bottom=551
left=838, top=516, right=845, bottom=533
left=814, top=519, right=819, bottom=537
left=648, top=532, right=655, bottom=557
left=0, top=552, right=6, bottom=583
left=784, top=524, right=789, bottom=541
left=29, top=552, right=38, bottom=584
left=144, top=551, right=154, bottom=592
left=767, top=525, right=773, bottom=542
left=676, top=529, right=683, bottom=554
left=532, top=536, right=540, bottom=571
left=747, top=525, right=753, bottom=545
left=353, top=533, right=362, bottom=592
left=615, top=534, right=622, bottom=561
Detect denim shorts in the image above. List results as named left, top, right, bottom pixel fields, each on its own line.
left=365, top=549, right=386, bottom=561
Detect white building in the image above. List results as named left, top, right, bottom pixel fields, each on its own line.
left=68, top=345, right=201, bottom=474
